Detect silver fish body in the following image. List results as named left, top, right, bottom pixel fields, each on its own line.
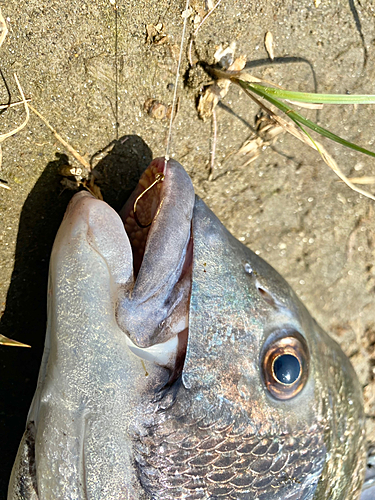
left=8, top=159, right=367, bottom=499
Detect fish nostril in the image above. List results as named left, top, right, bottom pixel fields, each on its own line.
left=256, top=285, right=277, bottom=308
left=261, top=330, right=309, bottom=400
left=243, top=262, right=279, bottom=309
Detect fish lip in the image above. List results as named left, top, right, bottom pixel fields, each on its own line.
left=117, top=157, right=195, bottom=365
left=119, top=157, right=195, bottom=286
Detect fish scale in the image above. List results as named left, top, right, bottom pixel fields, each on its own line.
left=133, top=385, right=326, bottom=499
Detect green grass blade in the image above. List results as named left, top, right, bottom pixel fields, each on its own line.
left=245, top=82, right=375, bottom=105
left=238, top=80, right=375, bottom=158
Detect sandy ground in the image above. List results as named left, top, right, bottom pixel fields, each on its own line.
left=0, top=0, right=374, bottom=496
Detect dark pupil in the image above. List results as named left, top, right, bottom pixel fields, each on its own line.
left=273, top=354, right=300, bottom=385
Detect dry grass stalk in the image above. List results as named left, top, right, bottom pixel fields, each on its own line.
left=28, top=104, right=91, bottom=170
left=0, top=11, right=33, bottom=343
left=234, top=118, right=284, bottom=168
left=347, top=176, right=375, bottom=185
left=0, top=8, right=8, bottom=48
left=0, top=74, right=30, bottom=191
left=0, top=334, right=31, bottom=348
left=0, top=74, right=29, bottom=143
left=0, top=11, right=96, bottom=197
left=239, top=85, right=375, bottom=202
left=27, top=105, right=105, bottom=199
left=0, top=99, right=32, bottom=110
left=0, top=13, right=30, bottom=143
left=0, top=11, right=30, bottom=192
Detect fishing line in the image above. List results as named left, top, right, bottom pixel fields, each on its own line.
left=132, top=1, right=191, bottom=228
left=163, top=0, right=191, bottom=176
left=132, top=0, right=225, bottom=225
left=188, top=0, right=223, bottom=66
left=114, top=1, right=119, bottom=140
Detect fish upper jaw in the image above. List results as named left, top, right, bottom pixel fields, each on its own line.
left=116, top=158, right=194, bottom=372
left=67, top=158, right=194, bottom=373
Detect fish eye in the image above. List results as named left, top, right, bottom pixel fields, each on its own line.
left=261, top=331, right=309, bottom=400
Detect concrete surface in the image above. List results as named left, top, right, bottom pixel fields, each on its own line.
left=0, top=0, right=374, bottom=496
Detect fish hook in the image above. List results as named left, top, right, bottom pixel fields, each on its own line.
left=133, top=173, right=165, bottom=228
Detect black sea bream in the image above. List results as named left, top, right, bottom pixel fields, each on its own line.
left=9, top=158, right=367, bottom=499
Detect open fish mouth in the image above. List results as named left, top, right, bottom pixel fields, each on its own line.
left=8, top=157, right=367, bottom=500
left=111, top=157, right=194, bottom=379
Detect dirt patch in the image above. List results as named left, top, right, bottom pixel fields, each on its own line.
left=0, top=0, right=374, bottom=495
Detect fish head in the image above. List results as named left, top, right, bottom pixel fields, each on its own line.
left=176, top=193, right=366, bottom=499
left=8, top=158, right=366, bottom=500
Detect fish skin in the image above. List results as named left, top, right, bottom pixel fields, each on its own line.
left=8, top=159, right=366, bottom=499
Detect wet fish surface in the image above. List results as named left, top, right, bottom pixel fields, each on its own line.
left=8, top=158, right=367, bottom=499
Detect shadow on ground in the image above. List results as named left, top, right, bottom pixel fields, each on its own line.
left=0, top=135, right=152, bottom=497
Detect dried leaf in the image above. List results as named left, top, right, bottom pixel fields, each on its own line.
left=264, top=32, right=274, bottom=61
left=198, top=54, right=246, bottom=120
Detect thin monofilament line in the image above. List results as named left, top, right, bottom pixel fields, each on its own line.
left=163, top=0, right=191, bottom=176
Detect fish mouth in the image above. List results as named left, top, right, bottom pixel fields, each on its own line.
left=116, top=157, right=195, bottom=379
